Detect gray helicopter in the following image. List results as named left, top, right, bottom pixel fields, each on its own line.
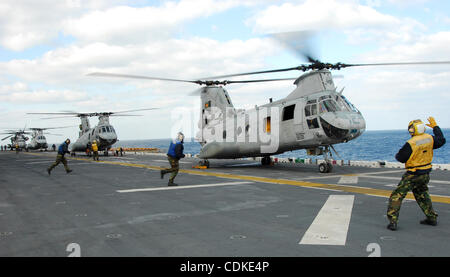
left=26, top=126, right=71, bottom=151
left=28, top=109, right=156, bottom=155
left=88, top=35, right=450, bottom=172
left=1, top=129, right=29, bottom=150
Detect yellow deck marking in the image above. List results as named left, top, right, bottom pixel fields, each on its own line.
left=24, top=152, right=450, bottom=204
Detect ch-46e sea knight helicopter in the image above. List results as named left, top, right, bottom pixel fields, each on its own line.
left=1, top=129, right=29, bottom=150
left=28, top=109, right=156, bottom=155
left=88, top=36, right=450, bottom=173
left=26, top=126, right=71, bottom=151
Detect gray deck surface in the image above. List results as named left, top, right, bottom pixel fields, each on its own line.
left=1, top=151, right=449, bottom=257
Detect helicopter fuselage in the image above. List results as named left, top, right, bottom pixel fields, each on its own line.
left=196, top=70, right=366, bottom=159
left=71, top=124, right=118, bottom=152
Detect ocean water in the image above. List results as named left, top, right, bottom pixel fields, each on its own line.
left=115, top=129, right=450, bottom=164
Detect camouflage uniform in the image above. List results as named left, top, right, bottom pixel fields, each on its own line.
left=387, top=172, right=437, bottom=224
left=48, top=154, right=71, bottom=173
left=163, top=156, right=179, bottom=183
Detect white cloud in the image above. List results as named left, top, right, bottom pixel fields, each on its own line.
left=62, top=0, right=242, bottom=44
left=0, top=0, right=126, bottom=51
left=248, top=0, right=401, bottom=33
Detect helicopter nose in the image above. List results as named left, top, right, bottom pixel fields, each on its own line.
left=99, top=133, right=117, bottom=144
left=320, top=112, right=365, bottom=141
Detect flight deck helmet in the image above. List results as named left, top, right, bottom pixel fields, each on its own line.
left=408, top=119, right=425, bottom=136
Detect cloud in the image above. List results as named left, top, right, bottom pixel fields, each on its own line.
left=0, top=85, right=89, bottom=104
left=248, top=0, right=401, bottom=33
left=62, top=0, right=242, bottom=44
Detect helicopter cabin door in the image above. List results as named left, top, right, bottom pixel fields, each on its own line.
left=293, top=99, right=305, bottom=141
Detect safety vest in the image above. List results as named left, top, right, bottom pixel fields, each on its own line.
left=405, top=133, right=434, bottom=172
left=92, top=143, right=98, bottom=152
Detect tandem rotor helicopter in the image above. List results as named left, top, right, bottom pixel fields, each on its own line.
left=1, top=129, right=29, bottom=150
left=88, top=32, right=450, bottom=173
left=28, top=109, right=157, bottom=155
left=26, top=126, right=71, bottom=151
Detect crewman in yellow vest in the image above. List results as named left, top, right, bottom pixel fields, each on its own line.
left=92, top=140, right=99, bottom=161
left=387, top=117, right=446, bottom=231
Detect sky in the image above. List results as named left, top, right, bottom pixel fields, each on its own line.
left=0, top=0, right=449, bottom=143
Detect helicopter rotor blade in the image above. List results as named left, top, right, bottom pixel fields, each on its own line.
left=109, top=114, right=143, bottom=117
left=88, top=72, right=202, bottom=85
left=2, top=135, right=13, bottom=141
left=111, top=108, right=159, bottom=114
left=344, top=61, right=450, bottom=67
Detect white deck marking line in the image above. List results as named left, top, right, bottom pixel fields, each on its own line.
left=299, top=195, right=355, bottom=246
left=25, top=160, right=56, bottom=164
left=359, top=174, right=450, bottom=184
left=359, top=170, right=405, bottom=175
left=117, top=181, right=254, bottom=193
left=338, top=176, right=358, bottom=184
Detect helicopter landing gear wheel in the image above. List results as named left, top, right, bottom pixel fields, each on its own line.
left=318, top=146, right=333, bottom=173
left=261, top=156, right=272, bottom=166
left=319, top=162, right=333, bottom=173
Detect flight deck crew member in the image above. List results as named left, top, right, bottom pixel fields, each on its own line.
left=47, top=139, right=73, bottom=175
left=387, top=117, right=446, bottom=231
left=92, top=140, right=99, bottom=161
left=160, top=132, right=185, bottom=186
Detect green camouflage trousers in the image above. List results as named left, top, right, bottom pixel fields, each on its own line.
left=48, top=154, right=71, bottom=172
left=164, top=156, right=179, bottom=182
left=387, top=172, right=437, bottom=223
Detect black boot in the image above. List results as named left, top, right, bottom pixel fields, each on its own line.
left=420, top=218, right=437, bottom=226
left=66, top=169, right=73, bottom=174
left=47, top=168, right=51, bottom=175
left=387, top=222, right=397, bottom=231
left=168, top=180, right=178, bottom=186
left=160, top=170, right=166, bottom=179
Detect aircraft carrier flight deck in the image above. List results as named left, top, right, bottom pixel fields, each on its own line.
left=1, top=150, right=450, bottom=257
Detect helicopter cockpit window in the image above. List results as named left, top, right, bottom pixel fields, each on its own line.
left=319, top=99, right=340, bottom=113
left=340, top=95, right=359, bottom=113
left=305, top=104, right=317, bottom=117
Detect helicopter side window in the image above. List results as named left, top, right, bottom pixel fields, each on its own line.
left=305, top=103, right=318, bottom=117
left=282, top=104, right=295, bottom=121
left=305, top=106, right=311, bottom=117
left=307, top=118, right=319, bottom=129
left=311, top=104, right=317, bottom=115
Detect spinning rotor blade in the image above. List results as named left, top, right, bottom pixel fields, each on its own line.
left=204, top=60, right=450, bottom=79
left=269, top=30, right=319, bottom=63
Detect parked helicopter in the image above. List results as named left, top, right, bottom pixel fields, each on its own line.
left=88, top=35, right=450, bottom=172
left=27, top=109, right=157, bottom=155
left=1, top=129, right=29, bottom=150
left=26, top=126, right=71, bottom=151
